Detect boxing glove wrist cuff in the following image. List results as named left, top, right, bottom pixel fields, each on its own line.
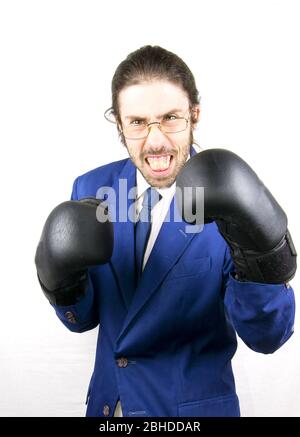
left=226, top=230, right=297, bottom=284
left=38, top=271, right=88, bottom=306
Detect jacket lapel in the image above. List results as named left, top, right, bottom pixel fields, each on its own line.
left=116, top=195, right=200, bottom=343
left=107, top=159, right=137, bottom=310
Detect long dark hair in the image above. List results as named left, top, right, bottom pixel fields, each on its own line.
left=110, top=46, right=200, bottom=142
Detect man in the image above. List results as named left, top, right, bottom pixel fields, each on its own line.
left=35, top=45, right=296, bottom=417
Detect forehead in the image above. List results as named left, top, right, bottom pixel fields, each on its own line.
left=118, top=80, right=189, bottom=117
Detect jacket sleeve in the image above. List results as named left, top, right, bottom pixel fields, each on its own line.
left=50, top=177, right=100, bottom=333
left=223, top=245, right=295, bottom=354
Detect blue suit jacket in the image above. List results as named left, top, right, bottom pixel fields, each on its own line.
left=53, top=148, right=295, bottom=417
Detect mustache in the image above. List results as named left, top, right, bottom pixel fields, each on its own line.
left=141, top=147, right=177, bottom=159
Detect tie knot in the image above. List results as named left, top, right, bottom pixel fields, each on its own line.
left=142, top=187, right=161, bottom=210
left=138, top=187, right=161, bottom=223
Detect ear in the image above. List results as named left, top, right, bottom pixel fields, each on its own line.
left=191, top=105, right=200, bottom=126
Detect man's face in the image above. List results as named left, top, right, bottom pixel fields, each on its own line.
left=118, top=80, right=199, bottom=188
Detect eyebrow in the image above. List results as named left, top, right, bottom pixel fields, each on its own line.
left=124, top=108, right=185, bottom=121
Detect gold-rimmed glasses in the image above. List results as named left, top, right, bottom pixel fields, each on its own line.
left=104, top=107, right=192, bottom=140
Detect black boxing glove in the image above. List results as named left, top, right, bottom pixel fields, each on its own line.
left=176, top=149, right=297, bottom=284
left=35, top=198, right=113, bottom=306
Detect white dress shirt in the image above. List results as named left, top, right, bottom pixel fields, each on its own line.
left=136, top=170, right=176, bottom=271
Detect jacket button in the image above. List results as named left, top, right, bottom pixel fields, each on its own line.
left=117, top=357, right=128, bottom=368
left=65, top=311, right=76, bottom=324
left=103, top=405, right=110, bottom=416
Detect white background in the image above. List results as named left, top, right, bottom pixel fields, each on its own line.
left=0, top=0, right=299, bottom=416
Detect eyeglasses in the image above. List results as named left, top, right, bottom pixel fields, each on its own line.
left=104, top=107, right=191, bottom=140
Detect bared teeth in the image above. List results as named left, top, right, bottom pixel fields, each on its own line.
left=147, top=155, right=171, bottom=171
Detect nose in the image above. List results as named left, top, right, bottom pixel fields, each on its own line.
left=145, top=123, right=166, bottom=149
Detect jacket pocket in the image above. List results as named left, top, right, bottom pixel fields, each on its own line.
left=178, top=393, right=240, bottom=417
left=166, top=256, right=211, bottom=281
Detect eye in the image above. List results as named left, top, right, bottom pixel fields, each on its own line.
left=164, top=114, right=178, bottom=121
left=130, top=119, right=145, bottom=126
